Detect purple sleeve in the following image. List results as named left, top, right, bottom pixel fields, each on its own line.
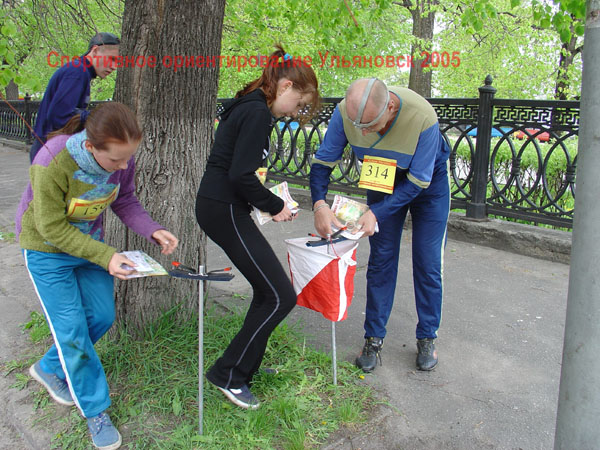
left=110, top=157, right=163, bottom=243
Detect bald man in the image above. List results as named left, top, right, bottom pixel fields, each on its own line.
left=310, top=78, right=450, bottom=372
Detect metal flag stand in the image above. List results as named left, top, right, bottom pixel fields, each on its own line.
left=287, top=236, right=359, bottom=387
left=303, top=237, right=345, bottom=386
left=198, top=265, right=205, bottom=436
left=331, top=321, right=337, bottom=385
left=169, top=264, right=234, bottom=435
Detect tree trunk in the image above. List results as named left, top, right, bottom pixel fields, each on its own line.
left=5, top=79, right=18, bottom=100
left=107, top=0, right=226, bottom=333
left=554, top=30, right=580, bottom=100
left=407, top=0, right=436, bottom=98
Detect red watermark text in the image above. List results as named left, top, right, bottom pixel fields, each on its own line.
left=47, top=51, right=461, bottom=72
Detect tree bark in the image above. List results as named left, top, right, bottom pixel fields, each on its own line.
left=554, top=29, right=581, bottom=100
left=5, top=79, right=18, bottom=100
left=108, top=0, right=226, bottom=333
left=407, top=0, right=436, bottom=98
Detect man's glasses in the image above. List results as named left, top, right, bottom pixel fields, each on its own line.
left=351, top=78, right=389, bottom=129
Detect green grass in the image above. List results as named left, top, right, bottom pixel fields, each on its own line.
left=0, top=228, right=16, bottom=243
left=5, top=303, right=375, bottom=449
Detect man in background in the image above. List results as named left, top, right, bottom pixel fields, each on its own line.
left=30, top=32, right=120, bottom=162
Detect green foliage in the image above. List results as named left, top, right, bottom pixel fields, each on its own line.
left=3, top=359, right=26, bottom=376
left=219, top=0, right=408, bottom=97
left=1, top=0, right=585, bottom=102
left=532, top=0, right=587, bottom=42
left=14, top=303, right=375, bottom=449
left=440, top=0, right=583, bottom=99
left=463, top=0, right=587, bottom=44
left=460, top=0, right=500, bottom=32
left=219, top=0, right=585, bottom=99
left=0, top=10, right=39, bottom=93
left=0, top=0, right=122, bottom=99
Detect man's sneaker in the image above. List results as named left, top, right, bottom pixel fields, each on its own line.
left=87, top=411, right=122, bottom=450
left=29, top=361, right=75, bottom=406
left=355, top=337, right=383, bottom=373
left=416, top=338, right=438, bottom=371
left=214, top=383, right=260, bottom=410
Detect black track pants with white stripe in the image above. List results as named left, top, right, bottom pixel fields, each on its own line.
left=196, top=196, right=297, bottom=388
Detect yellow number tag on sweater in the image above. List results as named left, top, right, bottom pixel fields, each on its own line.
left=66, top=187, right=119, bottom=222
left=358, top=156, right=396, bottom=194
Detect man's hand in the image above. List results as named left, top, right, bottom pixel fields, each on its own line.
left=355, top=209, right=377, bottom=237
left=313, top=200, right=344, bottom=238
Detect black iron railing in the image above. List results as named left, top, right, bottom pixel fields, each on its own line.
left=0, top=94, right=36, bottom=142
left=1, top=77, right=578, bottom=228
left=260, top=77, right=578, bottom=229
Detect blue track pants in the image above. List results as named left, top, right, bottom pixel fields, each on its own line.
left=365, top=163, right=450, bottom=340
left=24, top=250, right=114, bottom=418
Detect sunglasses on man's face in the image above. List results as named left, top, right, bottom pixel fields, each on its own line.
left=351, top=78, right=389, bottom=130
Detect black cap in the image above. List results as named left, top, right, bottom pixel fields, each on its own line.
left=86, top=32, right=120, bottom=53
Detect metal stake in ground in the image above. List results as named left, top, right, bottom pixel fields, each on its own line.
left=331, top=321, right=337, bottom=385
left=168, top=265, right=234, bottom=435
left=198, top=265, right=204, bottom=436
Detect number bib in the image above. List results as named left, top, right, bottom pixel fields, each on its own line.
left=66, top=187, right=119, bottom=222
left=358, top=156, right=397, bottom=194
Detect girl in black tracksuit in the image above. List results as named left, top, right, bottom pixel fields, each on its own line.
left=196, top=45, right=320, bottom=409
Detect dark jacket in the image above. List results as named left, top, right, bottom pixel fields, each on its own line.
left=34, top=57, right=96, bottom=143
left=197, top=89, right=284, bottom=215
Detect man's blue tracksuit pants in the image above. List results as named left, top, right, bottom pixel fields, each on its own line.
left=364, top=162, right=450, bottom=340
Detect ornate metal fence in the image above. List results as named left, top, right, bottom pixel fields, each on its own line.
left=0, top=95, right=36, bottom=142
left=261, top=77, right=578, bottom=229
left=1, top=78, right=579, bottom=228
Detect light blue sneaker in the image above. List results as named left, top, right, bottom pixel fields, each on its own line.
left=29, top=361, right=74, bottom=406
left=87, top=412, right=122, bottom=450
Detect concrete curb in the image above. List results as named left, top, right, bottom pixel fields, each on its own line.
left=0, top=138, right=28, bottom=153
left=447, top=214, right=571, bottom=264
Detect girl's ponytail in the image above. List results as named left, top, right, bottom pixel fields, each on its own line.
left=46, top=102, right=141, bottom=149
left=235, top=43, right=320, bottom=123
left=47, top=114, right=86, bottom=139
